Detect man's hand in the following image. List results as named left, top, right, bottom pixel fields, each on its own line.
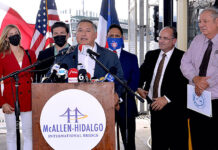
left=2, top=103, right=14, bottom=114
left=151, top=97, right=168, bottom=111
left=137, top=88, right=148, bottom=99
left=193, top=76, right=210, bottom=96
left=114, top=93, right=120, bottom=111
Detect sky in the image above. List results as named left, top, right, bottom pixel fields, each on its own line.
left=0, top=0, right=128, bottom=24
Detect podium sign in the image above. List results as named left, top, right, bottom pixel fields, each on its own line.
left=32, top=83, right=115, bottom=150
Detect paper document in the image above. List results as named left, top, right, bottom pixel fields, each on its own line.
left=187, top=84, right=212, bottom=117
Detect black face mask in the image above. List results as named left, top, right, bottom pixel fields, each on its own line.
left=9, top=34, right=21, bottom=46
left=54, top=35, right=67, bottom=47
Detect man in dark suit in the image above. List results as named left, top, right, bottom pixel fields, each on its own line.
left=75, top=19, right=124, bottom=98
left=34, top=21, right=70, bottom=82
left=107, top=24, right=140, bottom=150
left=137, top=27, right=188, bottom=150
left=42, top=19, right=124, bottom=107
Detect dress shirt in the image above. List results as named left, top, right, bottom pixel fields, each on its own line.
left=108, top=48, right=121, bottom=58
left=181, top=34, right=218, bottom=99
left=148, top=48, right=174, bottom=102
left=78, top=44, right=97, bottom=78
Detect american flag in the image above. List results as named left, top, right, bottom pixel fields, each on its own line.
left=30, top=0, right=59, bottom=57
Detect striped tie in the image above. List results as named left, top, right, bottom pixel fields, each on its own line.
left=153, top=53, right=166, bottom=98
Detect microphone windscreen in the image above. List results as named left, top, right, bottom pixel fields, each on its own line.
left=91, top=77, right=99, bottom=82
left=57, top=68, right=68, bottom=78
left=68, top=68, right=78, bottom=83
left=87, top=72, right=91, bottom=81
left=78, top=69, right=87, bottom=82
left=51, top=64, right=60, bottom=73
left=99, top=77, right=105, bottom=82
left=105, top=73, right=114, bottom=82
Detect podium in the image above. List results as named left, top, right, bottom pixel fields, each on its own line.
left=32, top=82, right=115, bottom=150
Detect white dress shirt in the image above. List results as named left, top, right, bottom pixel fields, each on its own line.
left=108, top=48, right=121, bottom=58
left=148, top=48, right=174, bottom=102
left=78, top=44, right=97, bottom=78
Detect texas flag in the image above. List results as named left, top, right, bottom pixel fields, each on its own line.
left=0, top=2, right=35, bottom=50
left=96, top=0, right=120, bottom=48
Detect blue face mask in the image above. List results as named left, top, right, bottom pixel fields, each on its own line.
left=107, top=37, right=124, bottom=51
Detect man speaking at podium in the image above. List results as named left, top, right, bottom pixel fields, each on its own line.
left=47, top=19, right=124, bottom=109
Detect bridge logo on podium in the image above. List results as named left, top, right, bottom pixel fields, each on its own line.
left=40, top=89, right=106, bottom=150
left=60, top=107, right=88, bottom=123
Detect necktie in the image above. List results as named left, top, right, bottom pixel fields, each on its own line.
left=153, top=53, right=166, bottom=98
left=199, top=40, right=213, bottom=76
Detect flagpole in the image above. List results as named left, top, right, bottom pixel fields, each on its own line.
left=45, top=0, right=52, bottom=48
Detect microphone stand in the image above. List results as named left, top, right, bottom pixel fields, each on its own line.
left=88, top=53, right=145, bottom=103
left=88, top=52, right=150, bottom=149
left=0, top=48, right=71, bottom=150
left=14, top=74, right=21, bottom=150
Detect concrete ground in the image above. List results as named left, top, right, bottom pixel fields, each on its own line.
left=0, top=115, right=151, bottom=150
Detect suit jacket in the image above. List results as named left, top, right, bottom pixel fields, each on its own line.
left=76, top=44, right=125, bottom=96
left=118, top=49, right=139, bottom=118
left=0, top=49, right=36, bottom=111
left=139, top=48, right=188, bottom=113
left=34, top=46, right=55, bottom=82
left=38, top=43, right=125, bottom=96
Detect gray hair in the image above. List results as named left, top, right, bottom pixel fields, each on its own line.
left=201, top=7, right=218, bottom=20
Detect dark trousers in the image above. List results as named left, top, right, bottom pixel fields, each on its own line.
left=116, top=115, right=136, bottom=150
left=190, top=99, right=218, bottom=150
left=150, top=107, right=188, bottom=150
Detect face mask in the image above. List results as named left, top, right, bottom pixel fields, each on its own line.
left=107, top=37, right=124, bottom=51
left=54, top=35, right=67, bottom=47
left=9, top=34, right=21, bottom=46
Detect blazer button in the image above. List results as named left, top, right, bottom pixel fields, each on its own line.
left=28, top=90, right=31, bottom=93
left=20, top=92, right=22, bottom=95
left=27, top=81, right=29, bottom=83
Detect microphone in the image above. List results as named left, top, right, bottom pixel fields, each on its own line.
left=104, top=67, right=117, bottom=82
left=42, top=63, right=60, bottom=83
left=57, top=63, right=68, bottom=82
left=87, top=49, right=100, bottom=57
left=78, top=69, right=89, bottom=82
left=68, top=68, right=78, bottom=83
left=91, top=77, right=99, bottom=82
left=104, top=73, right=115, bottom=82
left=86, top=72, right=91, bottom=82
left=78, top=44, right=100, bottom=57
left=99, top=77, right=105, bottom=82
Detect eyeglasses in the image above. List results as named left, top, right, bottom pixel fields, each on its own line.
left=157, top=36, right=174, bottom=41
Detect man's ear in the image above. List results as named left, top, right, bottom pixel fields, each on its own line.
left=215, top=18, right=218, bottom=27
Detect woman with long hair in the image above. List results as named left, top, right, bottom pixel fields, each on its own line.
left=0, top=24, right=36, bottom=150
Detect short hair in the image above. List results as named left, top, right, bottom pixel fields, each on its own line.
left=76, top=19, right=97, bottom=32
left=51, top=21, right=69, bottom=34
left=107, top=24, right=123, bottom=36
left=201, top=7, right=218, bottom=20
left=162, top=26, right=177, bottom=39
